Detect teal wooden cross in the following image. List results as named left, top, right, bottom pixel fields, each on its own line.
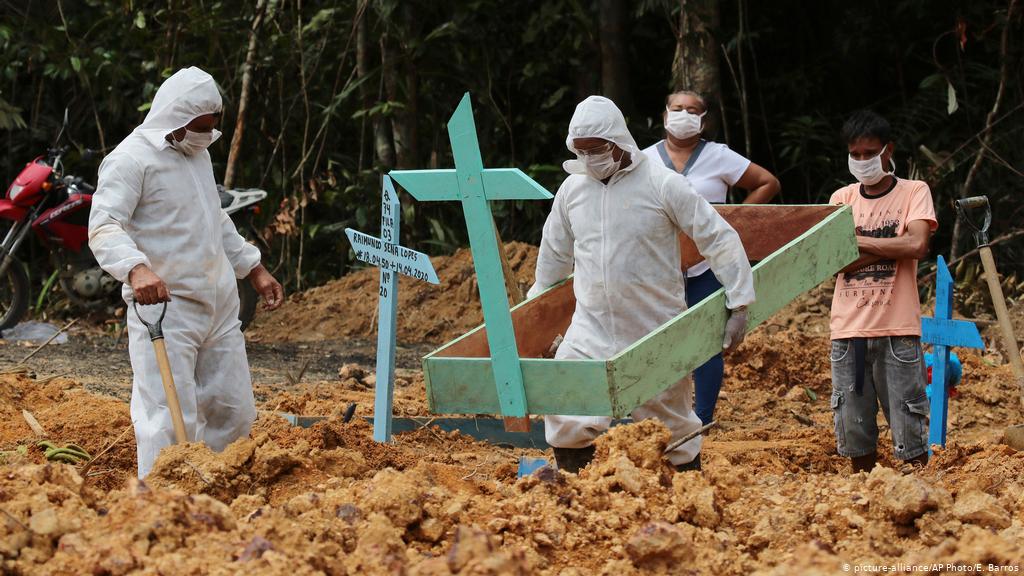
left=345, top=175, right=439, bottom=442
left=921, top=255, right=984, bottom=452
left=389, top=93, right=552, bottom=425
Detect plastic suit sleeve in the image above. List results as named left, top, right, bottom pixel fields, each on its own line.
left=219, top=210, right=261, bottom=278
left=661, top=176, right=755, bottom=309
left=527, top=183, right=575, bottom=299
left=88, top=154, right=152, bottom=284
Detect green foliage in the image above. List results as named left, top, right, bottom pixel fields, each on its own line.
left=0, top=0, right=1021, bottom=295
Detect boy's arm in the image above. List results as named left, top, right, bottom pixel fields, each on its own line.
left=839, top=253, right=884, bottom=274
left=856, top=220, right=932, bottom=260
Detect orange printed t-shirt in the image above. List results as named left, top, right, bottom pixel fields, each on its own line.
left=829, top=178, right=937, bottom=339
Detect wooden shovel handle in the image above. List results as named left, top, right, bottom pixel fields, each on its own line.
left=978, top=246, right=1024, bottom=409
left=152, top=338, right=189, bottom=444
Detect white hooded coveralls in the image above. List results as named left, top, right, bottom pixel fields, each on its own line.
left=528, top=96, right=755, bottom=465
left=89, top=67, right=261, bottom=477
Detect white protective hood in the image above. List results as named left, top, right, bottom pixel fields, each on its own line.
left=90, top=65, right=259, bottom=477
left=562, top=95, right=642, bottom=176
left=134, top=67, right=222, bottom=149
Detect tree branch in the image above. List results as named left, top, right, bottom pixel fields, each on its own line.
left=950, top=0, right=1019, bottom=261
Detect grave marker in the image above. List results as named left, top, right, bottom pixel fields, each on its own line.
left=345, top=175, right=439, bottom=442
left=921, top=255, right=984, bottom=452
left=389, top=93, right=553, bottom=429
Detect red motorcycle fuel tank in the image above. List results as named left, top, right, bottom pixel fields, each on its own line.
left=7, top=160, right=53, bottom=207
left=33, top=193, right=92, bottom=252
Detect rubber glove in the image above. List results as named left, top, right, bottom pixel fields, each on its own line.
left=722, top=307, right=748, bottom=353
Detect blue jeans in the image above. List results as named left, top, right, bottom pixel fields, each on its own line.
left=686, top=269, right=724, bottom=425
left=830, top=336, right=929, bottom=460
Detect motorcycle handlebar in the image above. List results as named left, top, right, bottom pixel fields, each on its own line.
left=64, top=176, right=95, bottom=194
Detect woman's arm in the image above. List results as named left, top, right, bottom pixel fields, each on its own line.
left=734, top=162, right=780, bottom=204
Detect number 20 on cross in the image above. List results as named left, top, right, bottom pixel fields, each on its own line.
left=345, top=176, right=439, bottom=442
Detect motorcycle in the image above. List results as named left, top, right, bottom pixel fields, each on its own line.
left=0, top=116, right=267, bottom=332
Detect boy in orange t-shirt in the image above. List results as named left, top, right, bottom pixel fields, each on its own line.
left=829, top=110, right=937, bottom=472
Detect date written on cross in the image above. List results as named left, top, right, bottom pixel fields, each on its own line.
left=347, top=230, right=439, bottom=285
left=344, top=176, right=439, bottom=443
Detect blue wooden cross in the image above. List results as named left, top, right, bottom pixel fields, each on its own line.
left=389, top=93, right=553, bottom=429
left=921, top=255, right=984, bottom=452
left=345, top=175, right=439, bottom=442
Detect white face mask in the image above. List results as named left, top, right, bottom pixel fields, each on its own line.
left=665, top=109, right=705, bottom=140
left=580, top=148, right=621, bottom=180
left=848, top=148, right=894, bottom=186
left=172, top=128, right=222, bottom=156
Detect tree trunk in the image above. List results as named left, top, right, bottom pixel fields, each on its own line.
left=224, top=0, right=266, bottom=189
left=380, top=5, right=420, bottom=169
left=355, top=1, right=371, bottom=171
left=672, top=0, right=720, bottom=100
left=394, top=3, right=419, bottom=168
left=598, top=0, right=633, bottom=115
left=374, top=34, right=396, bottom=169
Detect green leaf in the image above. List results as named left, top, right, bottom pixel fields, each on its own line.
left=428, top=218, right=446, bottom=243
left=137, top=102, right=152, bottom=112
left=542, top=86, right=568, bottom=110
left=919, top=73, right=944, bottom=89
left=946, top=81, right=958, bottom=115
left=424, top=21, right=456, bottom=42
left=135, top=11, right=146, bottom=29
left=302, top=8, right=336, bottom=35
left=70, top=56, right=81, bottom=73
left=803, top=387, right=818, bottom=402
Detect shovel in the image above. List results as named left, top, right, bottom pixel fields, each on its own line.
left=134, top=301, right=189, bottom=444
left=955, top=196, right=1024, bottom=412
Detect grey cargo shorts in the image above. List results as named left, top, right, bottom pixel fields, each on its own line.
left=830, top=336, right=930, bottom=461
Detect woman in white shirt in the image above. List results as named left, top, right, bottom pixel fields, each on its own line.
left=643, top=90, right=780, bottom=426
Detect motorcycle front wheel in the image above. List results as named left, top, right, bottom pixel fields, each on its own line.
left=237, top=279, right=258, bottom=332
left=0, top=256, right=30, bottom=332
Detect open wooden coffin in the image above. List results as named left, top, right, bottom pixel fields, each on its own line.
left=422, top=205, right=858, bottom=418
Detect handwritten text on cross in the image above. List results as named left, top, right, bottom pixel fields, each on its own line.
left=345, top=176, right=438, bottom=442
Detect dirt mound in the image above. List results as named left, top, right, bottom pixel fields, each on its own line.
left=260, top=366, right=427, bottom=418
left=0, top=463, right=100, bottom=574
left=6, top=270, right=1024, bottom=572
left=249, top=242, right=538, bottom=345
left=147, top=414, right=526, bottom=507
left=0, top=372, right=135, bottom=492
left=980, top=295, right=1024, bottom=364
left=1, top=392, right=1022, bottom=573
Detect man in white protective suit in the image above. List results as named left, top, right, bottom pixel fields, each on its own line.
left=89, top=67, right=284, bottom=477
left=529, top=96, right=755, bottom=473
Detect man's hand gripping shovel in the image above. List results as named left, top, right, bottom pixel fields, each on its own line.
left=134, top=301, right=189, bottom=444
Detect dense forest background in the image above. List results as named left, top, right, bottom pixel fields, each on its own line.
left=2, top=0, right=1022, bottom=300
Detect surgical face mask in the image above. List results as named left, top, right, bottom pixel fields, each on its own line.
left=665, top=109, right=705, bottom=140
left=579, top=148, right=621, bottom=180
left=172, top=128, right=222, bottom=156
left=847, top=148, right=894, bottom=186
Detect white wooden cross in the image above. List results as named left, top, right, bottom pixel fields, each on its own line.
left=345, top=175, right=439, bottom=442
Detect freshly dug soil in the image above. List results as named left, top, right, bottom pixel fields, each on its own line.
left=1, top=417, right=1021, bottom=575
left=2, top=263, right=1023, bottom=573
left=248, top=242, right=538, bottom=346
